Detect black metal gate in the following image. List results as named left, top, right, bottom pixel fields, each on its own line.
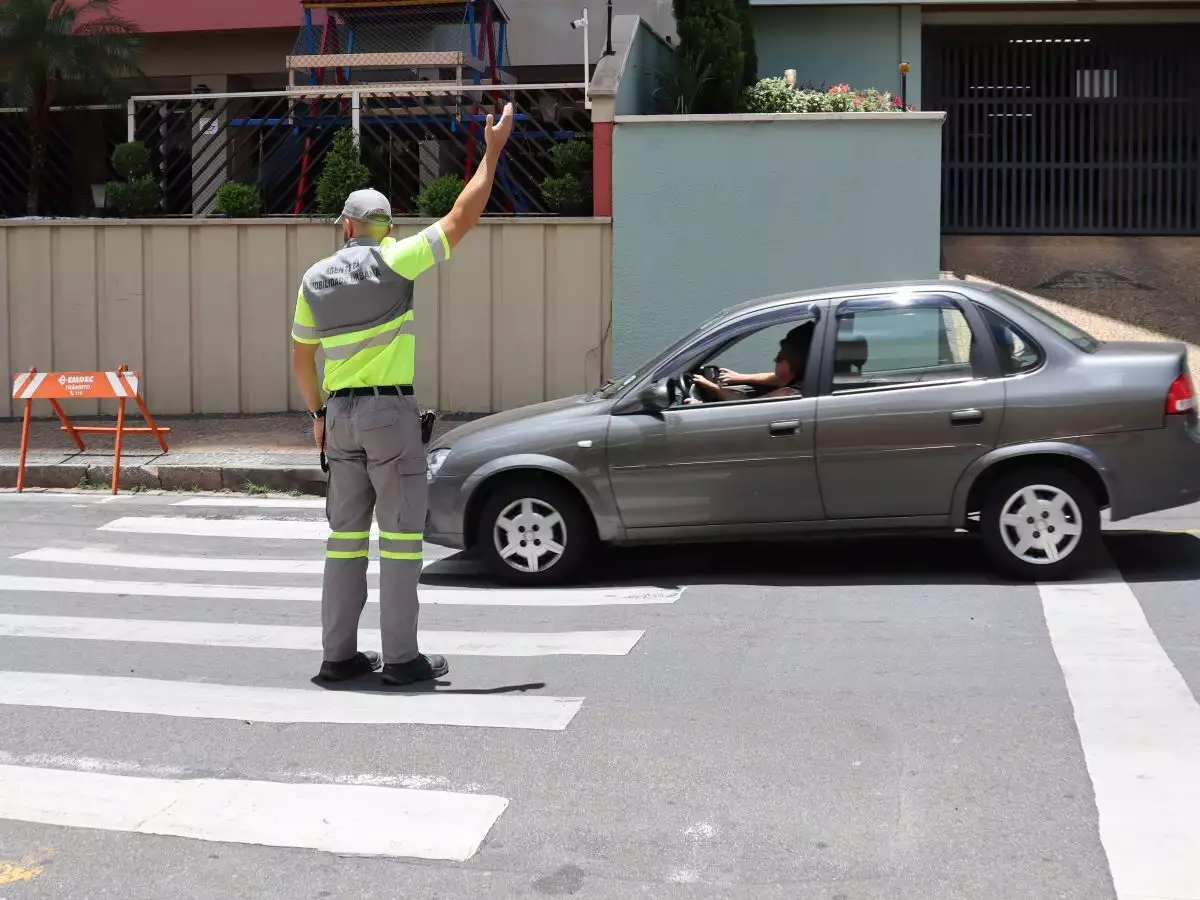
left=924, top=24, right=1200, bottom=234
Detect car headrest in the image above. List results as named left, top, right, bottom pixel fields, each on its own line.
left=836, top=335, right=869, bottom=370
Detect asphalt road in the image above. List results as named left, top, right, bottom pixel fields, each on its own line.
left=0, top=490, right=1197, bottom=900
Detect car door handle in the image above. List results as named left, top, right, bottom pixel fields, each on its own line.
left=769, top=420, right=801, bottom=436
left=950, top=408, right=984, bottom=426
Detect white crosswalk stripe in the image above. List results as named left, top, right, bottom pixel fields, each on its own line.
left=0, top=764, right=508, bottom=861
left=0, top=506, right=682, bottom=860
left=13, top=545, right=458, bottom=573
left=0, top=614, right=645, bottom=656
left=0, top=573, right=680, bottom=606
left=0, top=671, right=584, bottom=729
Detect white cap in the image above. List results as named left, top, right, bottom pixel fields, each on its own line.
left=337, top=188, right=392, bottom=223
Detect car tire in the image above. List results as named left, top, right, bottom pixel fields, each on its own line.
left=980, top=466, right=1101, bottom=581
left=475, top=476, right=595, bottom=586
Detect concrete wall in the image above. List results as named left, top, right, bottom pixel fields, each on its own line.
left=611, top=112, right=945, bottom=374
left=751, top=5, right=921, bottom=105
left=1, top=219, right=612, bottom=419
left=614, top=19, right=675, bottom=117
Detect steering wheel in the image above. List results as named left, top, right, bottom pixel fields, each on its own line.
left=670, top=365, right=723, bottom=405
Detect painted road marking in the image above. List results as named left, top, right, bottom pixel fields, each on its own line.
left=1039, top=572, right=1200, bottom=900
left=0, top=764, right=508, bottom=861
left=101, top=516, right=363, bottom=540
left=0, top=671, right=583, bottom=730
left=12, top=546, right=459, bottom=574
left=173, top=497, right=327, bottom=509
left=0, top=574, right=682, bottom=606
left=0, top=750, right=484, bottom=793
left=0, top=614, right=645, bottom=656
left=0, top=492, right=122, bottom=503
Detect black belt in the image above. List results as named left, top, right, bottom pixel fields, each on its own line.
left=328, top=385, right=414, bottom=398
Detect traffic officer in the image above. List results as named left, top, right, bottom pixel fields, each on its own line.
left=292, top=104, right=514, bottom=685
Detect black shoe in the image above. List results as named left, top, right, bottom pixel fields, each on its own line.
left=316, top=651, right=382, bottom=682
left=381, top=654, right=449, bottom=686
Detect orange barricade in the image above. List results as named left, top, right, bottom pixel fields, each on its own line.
left=11, top=365, right=170, bottom=494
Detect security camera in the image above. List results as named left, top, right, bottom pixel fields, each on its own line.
left=570, top=16, right=587, bottom=29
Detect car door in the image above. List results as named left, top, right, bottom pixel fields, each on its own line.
left=814, top=292, right=1005, bottom=520
left=606, top=307, right=827, bottom=532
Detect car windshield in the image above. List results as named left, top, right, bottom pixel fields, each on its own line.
left=989, top=286, right=1101, bottom=352
left=594, top=308, right=733, bottom=398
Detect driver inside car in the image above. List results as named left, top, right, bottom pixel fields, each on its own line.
left=687, top=322, right=815, bottom=404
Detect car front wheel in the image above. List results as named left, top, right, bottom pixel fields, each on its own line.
left=980, top=467, right=1101, bottom=580
left=475, top=476, right=595, bottom=586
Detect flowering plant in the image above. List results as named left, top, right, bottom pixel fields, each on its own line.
left=743, top=78, right=917, bottom=114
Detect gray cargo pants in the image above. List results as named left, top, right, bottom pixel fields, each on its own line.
left=322, top=392, right=427, bottom=664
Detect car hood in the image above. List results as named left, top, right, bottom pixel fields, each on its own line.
left=434, top=393, right=612, bottom=449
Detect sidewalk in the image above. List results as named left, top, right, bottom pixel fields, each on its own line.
left=0, top=412, right=482, bottom=495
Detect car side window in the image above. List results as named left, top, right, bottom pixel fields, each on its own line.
left=706, top=319, right=808, bottom=377
left=832, top=301, right=978, bottom=393
left=977, top=305, right=1043, bottom=375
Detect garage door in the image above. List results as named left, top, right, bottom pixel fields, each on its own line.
left=924, top=24, right=1200, bottom=235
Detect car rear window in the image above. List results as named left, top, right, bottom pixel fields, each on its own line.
left=987, top=286, right=1101, bottom=353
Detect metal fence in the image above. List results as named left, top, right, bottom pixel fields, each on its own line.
left=0, top=105, right=125, bottom=218
left=130, top=83, right=592, bottom=217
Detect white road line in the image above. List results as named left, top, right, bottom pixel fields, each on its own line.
left=101, top=516, right=350, bottom=540
left=0, top=492, right=123, bottom=503
left=0, top=574, right=682, bottom=606
left=173, top=497, right=326, bottom=509
left=0, top=614, right=645, bottom=656
left=0, top=671, right=583, bottom=730
left=0, top=764, right=507, bottom=861
left=0, top=750, right=484, bottom=792
left=1039, top=573, right=1200, bottom=900
left=11, top=546, right=463, bottom=574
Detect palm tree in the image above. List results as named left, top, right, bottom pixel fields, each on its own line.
left=0, top=0, right=143, bottom=215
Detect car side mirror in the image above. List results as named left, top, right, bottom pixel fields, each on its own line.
left=613, top=379, right=671, bottom=415
left=640, top=380, right=671, bottom=411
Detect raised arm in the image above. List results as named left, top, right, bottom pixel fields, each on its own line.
left=440, top=102, right=514, bottom=249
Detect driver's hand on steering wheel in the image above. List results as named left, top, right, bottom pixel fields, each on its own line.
left=717, top=368, right=743, bottom=386
left=691, top=373, right=719, bottom=394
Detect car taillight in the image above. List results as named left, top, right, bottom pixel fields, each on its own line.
left=1166, top=373, right=1196, bottom=415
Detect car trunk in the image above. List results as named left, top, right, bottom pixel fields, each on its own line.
left=1084, top=340, right=1192, bottom=430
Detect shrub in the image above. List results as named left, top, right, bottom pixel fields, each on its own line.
left=105, top=141, right=160, bottom=216
left=547, top=140, right=592, bottom=178
left=111, top=141, right=151, bottom=180
left=315, top=127, right=371, bottom=217
left=733, top=0, right=757, bottom=86
left=540, top=138, right=592, bottom=215
left=106, top=175, right=161, bottom=217
left=653, top=49, right=715, bottom=115
left=541, top=173, right=589, bottom=216
left=743, top=77, right=802, bottom=113
left=672, top=0, right=745, bottom=113
left=415, top=175, right=464, bottom=218
left=215, top=181, right=263, bottom=217
left=742, top=78, right=916, bottom=114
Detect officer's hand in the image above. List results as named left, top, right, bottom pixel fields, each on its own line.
left=485, top=103, right=514, bottom=155
left=312, top=418, right=325, bottom=452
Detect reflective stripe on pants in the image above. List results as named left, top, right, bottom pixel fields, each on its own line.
left=321, top=392, right=428, bottom=664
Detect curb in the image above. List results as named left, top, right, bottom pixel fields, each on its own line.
left=0, top=463, right=329, bottom=496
